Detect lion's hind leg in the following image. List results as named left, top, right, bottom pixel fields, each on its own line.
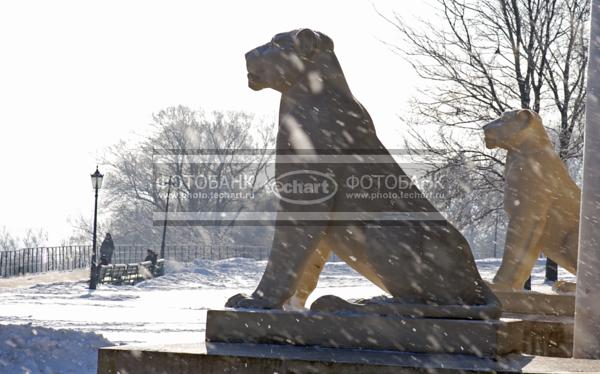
left=541, top=228, right=578, bottom=275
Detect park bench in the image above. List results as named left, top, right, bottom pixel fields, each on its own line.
left=124, top=263, right=139, bottom=285
left=111, top=264, right=127, bottom=284
left=97, top=260, right=164, bottom=285
left=98, top=264, right=113, bottom=283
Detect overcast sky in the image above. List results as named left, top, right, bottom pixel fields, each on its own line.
left=0, top=0, right=434, bottom=244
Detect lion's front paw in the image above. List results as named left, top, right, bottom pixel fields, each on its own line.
left=225, top=293, right=280, bottom=309
left=225, top=293, right=250, bottom=308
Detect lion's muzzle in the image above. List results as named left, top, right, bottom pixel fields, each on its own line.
left=483, top=119, right=503, bottom=149
left=245, top=47, right=267, bottom=90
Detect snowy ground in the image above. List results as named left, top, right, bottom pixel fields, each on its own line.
left=0, top=324, right=111, bottom=374
left=0, top=257, right=575, bottom=373
left=0, top=259, right=381, bottom=346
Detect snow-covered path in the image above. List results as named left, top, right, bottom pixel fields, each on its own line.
left=0, top=258, right=574, bottom=345
left=0, top=259, right=381, bottom=345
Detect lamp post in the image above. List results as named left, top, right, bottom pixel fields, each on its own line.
left=89, top=166, right=104, bottom=290
left=160, top=176, right=173, bottom=261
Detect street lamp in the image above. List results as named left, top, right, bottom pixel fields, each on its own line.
left=89, top=166, right=104, bottom=290
left=159, top=176, right=172, bottom=277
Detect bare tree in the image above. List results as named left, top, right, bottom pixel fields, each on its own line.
left=381, top=0, right=588, bottom=260
left=101, top=106, right=275, bottom=246
left=21, top=228, right=49, bottom=248
left=64, top=215, right=109, bottom=247
left=0, top=226, right=19, bottom=251
left=0, top=226, right=49, bottom=250
left=385, top=0, right=587, bottom=151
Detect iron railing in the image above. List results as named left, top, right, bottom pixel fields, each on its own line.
left=0, top=244, right=269, bottom=278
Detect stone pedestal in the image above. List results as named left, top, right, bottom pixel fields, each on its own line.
left=502, top=314, right=573, bottom=358
left=206, top=309, right=519, bottom=357
left=489, top=290, right=575, bottom=357
left=494, top=290, right=575, bottom=316
left=97, top=309, right=587, bottom=373
left=98, top=342, right=600, bottom=374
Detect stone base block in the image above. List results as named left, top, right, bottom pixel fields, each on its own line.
left=495, top=290, right=575, bottom=316
left=504, top=313, right=574, bottom=358
left=98, top=342, right=600, bottom=374
left=205, top=309, right=519, bottom=357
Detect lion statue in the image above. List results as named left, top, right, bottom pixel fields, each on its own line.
left=483, top=109, right=580, bottom=291
left=226, top=28, right=501, bottom=320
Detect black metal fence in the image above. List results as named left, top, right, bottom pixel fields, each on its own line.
left=0, top=246, right=92, bottom=278
left=0, top=244, right=270, bottom=278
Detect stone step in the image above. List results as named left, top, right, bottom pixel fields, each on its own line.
left=205, top=309, right=519, bottom=357
left=98, top=342, right=600, bottom=374
left=495, top=290, right=575, bottom=316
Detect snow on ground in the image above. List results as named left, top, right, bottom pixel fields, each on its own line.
left=0, top=258, right=382, bottom=346
left=0, top=257, right=576, bottom=373
left=0, top=324, right=111, bottom=374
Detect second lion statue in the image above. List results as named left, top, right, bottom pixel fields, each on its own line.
left=483, top=109, right=581, bottom=291
left=226, top=28, right=501, bottom=319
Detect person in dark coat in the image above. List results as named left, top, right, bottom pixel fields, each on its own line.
left=99, top=233, right=115, bottom=265
left=144, top=249, right=158, bottom=265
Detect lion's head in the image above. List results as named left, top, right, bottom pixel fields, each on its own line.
left=483, top=109, right=547, bottom=150
left=245, top=29, right=335, bottom=93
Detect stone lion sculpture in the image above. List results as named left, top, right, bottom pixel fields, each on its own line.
left=226, top=28, right=501, bottom=319
left=483, top=109, right=580, bottom=291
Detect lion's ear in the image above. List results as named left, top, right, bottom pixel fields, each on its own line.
left=516, top=109, right=534, bottom=124
left=295, top=29, right=320, bottom=59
